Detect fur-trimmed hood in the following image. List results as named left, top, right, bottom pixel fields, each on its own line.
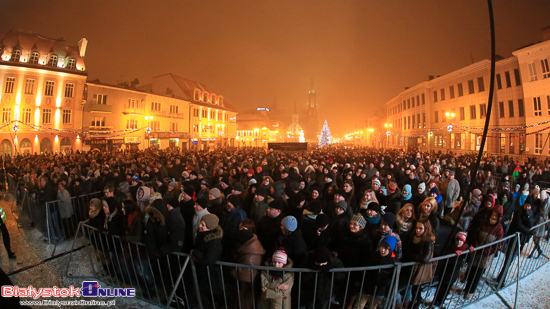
left=202, top=225, right=223, bottom=242
left=144, top=205, right=165, bottom=226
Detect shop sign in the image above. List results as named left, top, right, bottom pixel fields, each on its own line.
left=125, top=136, right=142, bottom=144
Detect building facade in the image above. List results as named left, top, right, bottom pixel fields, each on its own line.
left=0, top=30, right=87, bottom=155
left=236, top=108, right=284, bottom=147
left=385, top=33, right=550, bottom=158
left=83, top=73, right=237, bottom=151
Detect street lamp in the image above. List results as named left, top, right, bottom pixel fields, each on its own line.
left=145, top=116, right=153, bottom=148
left=445, top=112, right=455, bottom=149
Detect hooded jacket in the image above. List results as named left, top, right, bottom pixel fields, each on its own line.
left=231, top=234, right=266, bottom=283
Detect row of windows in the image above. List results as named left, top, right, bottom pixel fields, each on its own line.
left=398, top=99, right=527, bottom=129
left=1, top=48, right=77, bottom=70
left=0, top=107, right=72, bottom=125
left=193, top=89, right=223, bottom=106
left=192, top=107, right=229, bottom=121
left=532, top=96, right=550, bottom=117
left=528, top=59, right=550, bottom=81
left=4, top=78, right=75, bottom=97
left=496, top=69, right=522, bottom=89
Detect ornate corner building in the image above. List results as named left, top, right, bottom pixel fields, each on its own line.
left=0, top=30, right=88, bottom=155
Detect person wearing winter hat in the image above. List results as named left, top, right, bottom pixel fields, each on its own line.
left=350, top=214, right=367, bottom=230
left=377, top=213, right=402, bottom=260
left=276, top=215, right=307, bottom=265
left=464, top=205, right=503, bottom=299
left=232, top=182, right=244, bottom=194
left=192, top=212, right=224, bottom=304
left=260, top=249, right=294, bottom=309
left=281, top=215, right=298, bottom=232
left=402, top=184, right=413, bottom=202
left=429, top=186, right=444, bottom=216
left=209, top=187, right=221, bottom=199
left=257, top=200, right=286, bottom=258
left=431, top=231, right=472, bottom=307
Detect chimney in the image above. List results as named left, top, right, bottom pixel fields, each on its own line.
left=428, top=75, right=435, bottom=81
left=405, top=87, right=410, bottom=90
left=542, top=26, right=550, bottom=41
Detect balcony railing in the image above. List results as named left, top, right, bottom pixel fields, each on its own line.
left=89, top=104, right=112, bottom=113
left=123, top=108, right=144, bottom=115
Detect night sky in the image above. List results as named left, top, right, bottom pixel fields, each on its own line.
left=1, top=1, right=549, bottom=136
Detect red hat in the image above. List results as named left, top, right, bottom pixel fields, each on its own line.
left=247, top=169, right=254, bottom=177
left=430, top=179, right=437, bottom=184
left=187, top=166, right=194, bottom=171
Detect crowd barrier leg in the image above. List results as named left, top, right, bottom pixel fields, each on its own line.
left=190, top=260, right=204, bottom=309
left=165, top=256, right=190, bottom=309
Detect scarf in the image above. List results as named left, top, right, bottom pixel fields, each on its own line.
left=104, top=208, right=118, bottom=230
left=366, top=216, right=381, bottom=225
left=127, top=211, right=137, bottom=229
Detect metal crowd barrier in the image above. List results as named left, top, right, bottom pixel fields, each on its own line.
left=45, top=191, right=102, bottom=246
left=66, top=223, right=193, bottom=308
left=65, top=220, right=550, bottom=309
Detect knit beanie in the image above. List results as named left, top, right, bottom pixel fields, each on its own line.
left=485, top=194, right=495, bottom=209
left=351, top=214, right=367, bottom=229
left=247, top=169, right=255, bottom=177
left=210, top=188, right=221, bottom=199
left=373, top=179, right=381, bottom=187
left=183, top=186, right=195, bottom=198
left=201, top=213, right=219, bottom=230
left=337, top=200, right=348, bottom=211
left=255, top=187, right=267, bottom=198
left=281, top=216, right=298, bottom=232
left=418, top=182, right=426, bottom=194
left=387, top=182, right=397, bottom=194
left=220, top=177, right=230, bottom=185
left=169, top=181, right=178, bottom=188
left=523, top=183, right=530, bottom=195
left=316, top=213, right=331, bottom=228
left=367, top=202, right=381, bottom=214
left=232, top=182, right=244, bottom=192
left=249, top=178, right=257, bottom=185
left=382, top=235, right=397, bottom=252
left=195, top=198, right=208, bottom=209
left=456, top=232, right=467, bottom=243
left=382, top=213, right=395, bottom=229
left=227, top=195, right=241, bottom=208
left=313, top=247, right=332, bottom=264
left=430, top=187, right=440, bottom=196
left=272, top=250, right=288, bottom=265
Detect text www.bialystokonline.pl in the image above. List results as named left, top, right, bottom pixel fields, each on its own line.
left=19, top=299, right=116, bottom=307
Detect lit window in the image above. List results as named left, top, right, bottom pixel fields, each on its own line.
left=126, top=119, right=138, bottom=129
left=2, top=108, right=11, bottom=123
left=29, top=52, right=39, bottom=64
left=94, top=94, right=107, bottom=104
left=10, top=49, right=21, bottom=62
left=22, top=108, right=32, bottom=123
left=66, top=58, right=76, bottom=70
left=25, top=79, right=35, bottom=95
left=64, top=83, right=74, bottom=97
left=62, top=109, right=71, bottom=124
left=91, top=117, right=105, bottom=127
left=44, top=81, right=55, bottom=96
left=47, top=54, right=58, bottom=67
left=4, top=77, right=15, bottom=93
left=42, top=108, right=52, bottom=124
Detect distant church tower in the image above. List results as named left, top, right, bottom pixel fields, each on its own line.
left=304, top=79, right=319, bottom=140
left=288, top=102, right=303, bottom=141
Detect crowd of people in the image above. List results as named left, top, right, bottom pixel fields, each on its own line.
left=7, top=146, right=550, bottom=309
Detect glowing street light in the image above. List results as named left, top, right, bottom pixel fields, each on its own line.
left=445, top=112, right=455, bottom=119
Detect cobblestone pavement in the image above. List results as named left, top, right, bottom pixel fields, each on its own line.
left=3, top=195, right=155, bottom=308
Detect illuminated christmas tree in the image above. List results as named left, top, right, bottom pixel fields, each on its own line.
left=318, top=120, right=332, bottom=146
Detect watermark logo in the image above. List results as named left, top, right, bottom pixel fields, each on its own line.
left=81, top=281, right=135, bottom=297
